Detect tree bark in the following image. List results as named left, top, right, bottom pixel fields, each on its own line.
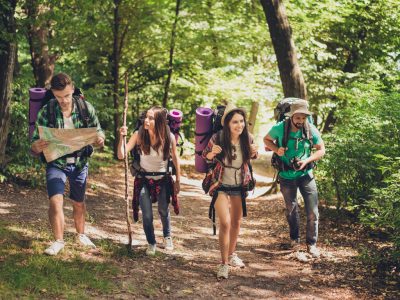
left=248, top=101, right=259, bottom=134
left=112, top=0, right=121, bottom=158
left=162, top=0, right=181, bottom=108
left=322, top=107, right=336, bottom=133
left=259, top=0, right=307, bottom=99
left=0, top=0, right=17, bottom=168
left=25, top=0, right=57, bottom=87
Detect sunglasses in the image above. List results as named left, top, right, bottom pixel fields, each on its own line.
left=232, top=145, right=237, bottom=160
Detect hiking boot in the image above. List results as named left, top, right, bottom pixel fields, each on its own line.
left=307, top=244, right=320, bottom=258
left=216, top=264, right=229, bottom=279
left=146, top=244, right=157, bottom=256
left=77, top=234, right=96, bottom=249
left=164, top=236, right=174, bottom=251
left=228, top=253, right=245, bottom=268
left=44, top=240, right=65, bottom=256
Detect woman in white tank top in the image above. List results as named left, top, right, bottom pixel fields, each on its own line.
left=117, top=106, right=181, bottom=256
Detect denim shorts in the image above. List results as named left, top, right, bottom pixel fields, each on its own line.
left=218, top=184, right=242, bottom=196
left=46, top=163, right=88, bottom=202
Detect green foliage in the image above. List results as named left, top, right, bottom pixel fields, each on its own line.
left=287, top=0, right=400, bottom=123
left=360, top=156, right=400, bottom=252
left=318, top=85, right=400, bottom=205
left=316, top=84, right=400, bottom=257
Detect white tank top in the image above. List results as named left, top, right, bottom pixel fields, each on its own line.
left=139, top=132, right=175, bottom=179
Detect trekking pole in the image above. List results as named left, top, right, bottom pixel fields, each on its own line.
left=123, top=72, right=133, bottom=250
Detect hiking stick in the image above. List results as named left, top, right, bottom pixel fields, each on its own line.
left=123, top=72, right=133, bottom=250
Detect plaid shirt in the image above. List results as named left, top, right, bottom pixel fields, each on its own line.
left=31, top=96, right=105, bottom=170
left=132, top=175, right=179, bottom=222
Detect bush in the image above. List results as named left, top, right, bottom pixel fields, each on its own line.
left=316, top=84, right=400, bottom=259
left=360, top=156, right=400, bottom=253
left=317, top=85, right=400, bottom=209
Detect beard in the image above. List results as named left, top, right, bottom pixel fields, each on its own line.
left=291, top=118, right=304, bottom=129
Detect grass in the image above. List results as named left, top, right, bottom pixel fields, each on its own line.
left=0, top=222, right=118, bottom=299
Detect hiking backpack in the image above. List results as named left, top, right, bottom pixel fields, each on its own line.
left=270, top=98, right=315, bottom=172
left=29, top=88, right=85, bottom=140
left=129, top=110, right=183, bottom=177
left=194, top=105, right=226, bottom=173
left=195, top=105, right=256, bottom=191
left=29, top=87, right=93, bottom=160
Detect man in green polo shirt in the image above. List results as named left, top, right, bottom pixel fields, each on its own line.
left=264, top=99, right=325, bottom=258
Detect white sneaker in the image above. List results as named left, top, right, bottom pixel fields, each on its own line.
left=146, top=244, right=157, bottom=256
left=164, top=236, right=174, bottom=251
left=216, top=264, right=229, bottom=279
left=307, top=244, right=320, bottom=258
left=77, top=234, right=96, bottom=249
left=228, top=253, right=245, bottom=268
left=44, top=240, right=65, bottom=256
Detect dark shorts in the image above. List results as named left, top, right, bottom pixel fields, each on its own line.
left=46, top=163, right=88, bottom=202
left=219, top=184, right=242, bottom=196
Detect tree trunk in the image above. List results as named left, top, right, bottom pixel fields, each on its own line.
left=25, top=0, right=57, bottom=87
left=112, top=0, right=121, bottom=159
left=322, top=107, right=336, bottom=133
left=162, top=0, right=181, bottom=108
left=0, top=0, right=17, bottom=168
left=322, top=48, right=359, bottom=132
left=248, top=101, right=259, bottom=134
left=259, top=0, right=307, bottom=99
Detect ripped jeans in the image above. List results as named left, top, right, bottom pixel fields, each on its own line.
left=279, top=174, right=319, bottom=245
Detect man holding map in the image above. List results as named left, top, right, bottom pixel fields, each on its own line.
left=31, top=72, right=105, bottom=256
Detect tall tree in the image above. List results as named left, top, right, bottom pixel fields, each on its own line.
left=162, top=0, right=181, bottom=107
left=25, top=0, right=57, bottom=87
left=259, top=0, right=307, bottom=99
left=0, top=0, right=17, bottom=168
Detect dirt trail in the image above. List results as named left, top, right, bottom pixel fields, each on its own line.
left=0, top=163, right=397, bottom=299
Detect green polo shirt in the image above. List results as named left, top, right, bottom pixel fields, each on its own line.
left=268, top=120, right=322, bottom=180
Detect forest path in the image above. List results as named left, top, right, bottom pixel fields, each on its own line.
left=0, top=162, right=395, bottom=299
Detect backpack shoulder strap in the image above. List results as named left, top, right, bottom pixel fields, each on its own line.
left=303, top=121, right=314, bottom=148
left=74, top=96, right=89, bottom=128
left=216, top=130, right=222, bottom=146
left=282, top=118, right=291, bottom=148
left=47, top=99, right=56, bottom=128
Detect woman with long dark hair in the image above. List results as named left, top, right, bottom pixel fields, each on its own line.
left=118, top=106, right=181, bottom=255
left=202, top=103, right=258, bottom=279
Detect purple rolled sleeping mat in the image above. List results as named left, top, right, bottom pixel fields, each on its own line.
left=168, top=109, right=183, bottom=144
left=195, top=107, right=214, bottom=173
left=29, top=88, right=47, bottom=140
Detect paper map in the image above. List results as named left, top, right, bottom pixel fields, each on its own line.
left=38, top=126, right=99, bottom=162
